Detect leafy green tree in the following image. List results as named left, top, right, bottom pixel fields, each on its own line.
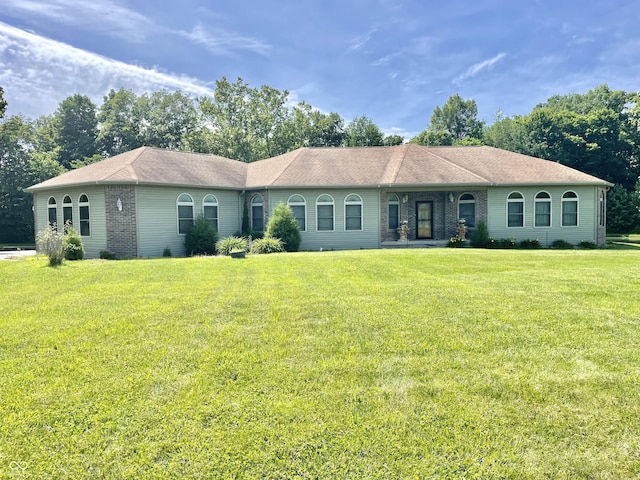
left=344, top=115, right=384, bottom=147
left=53, top=94, right=98, bottom=168
left=265, top=202, right=301, bottom=252
left=97, top=88, right=142, bottom=156
left=283, top=102, right=345, bottom=148
left=410, top=129, right=453, bottom=146
left=383, top=134, right=404, bottom=146
left=607, top=185, right=640, bottom=234
left=428, top=94, right=484, bottom=143
left=0, top=86, right=7, bottom=119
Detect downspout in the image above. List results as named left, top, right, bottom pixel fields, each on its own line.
left=377, top=186, right=381, bottom=248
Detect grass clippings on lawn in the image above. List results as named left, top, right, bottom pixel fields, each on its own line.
left=1, top=249, right=639, bottom=478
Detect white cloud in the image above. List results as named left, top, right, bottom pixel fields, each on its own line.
left=177, top=24, right=270, bottom=56
left=0, top=22, right=215, bottom=118
left=2, top=0, right=154, bottom=41
left=454, top=52, right=507, bottom=84
left=347, top=28, right=378, bottom=53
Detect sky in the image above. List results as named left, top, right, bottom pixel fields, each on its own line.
left=0, top=0, right=639, bottom=139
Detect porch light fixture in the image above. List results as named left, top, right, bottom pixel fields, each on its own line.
left=448, top=192, right=455, bottom=203
left=117, top=198, right=123, bottom=211
left=402, top=194, right=408, bottom=203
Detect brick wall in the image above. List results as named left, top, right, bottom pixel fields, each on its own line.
left=106, top=185, right=137, bottom=258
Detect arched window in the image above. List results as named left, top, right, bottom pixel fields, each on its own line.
left=251, top=195, right=264, bottom=232
left=562, top=191, right=578, bottom=227
left=47, top=197, right=58, bottom=230
left=534, top=191, right=551, bottom=227
left=507, top=192, right=524, bottom=228
left=63, top=195, right=73, bottom=230
left=316, top=194, right=334, bottom=231
left=287, top=194, right=306, bottom=231
left=203, top=194, right=218, bottom=231
left=79, top=194, right=90, bottom=236
left=458, top=193, right=476, bottom=227
left=344, top=194, right=363, bottom=231
left=177, top=193, right=194, bottom=234
left=388, top=194, right=399, bottom=230
left=599, top=190, right=605, bottom=227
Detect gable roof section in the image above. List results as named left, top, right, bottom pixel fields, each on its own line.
left=25, top=146, right=247, bottom=191
left=26, top=144, right=612, bottom=192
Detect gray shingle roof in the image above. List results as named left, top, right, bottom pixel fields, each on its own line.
left=26, top=144, right=611, bottom=192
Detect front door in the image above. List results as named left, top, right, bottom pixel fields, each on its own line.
left=416, top=201, right=433, bottom=239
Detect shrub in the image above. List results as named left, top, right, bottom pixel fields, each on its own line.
left=579, top=240, right=598, bottom=249
left=99, top=250, right=117, bottom=260
left=489, top=238, right=517, bottom=249
left=518, top=238, right=541, bottom=249
left=62, top=225, right=85, bottom=260
left=250, top=236, right=285, bottom=254
left=36, top=224, right=65, bottom=266
left=266, top=202, right=301, bottom=252
left=216, top=236, right=249, bottom=256
left=163, top=247, right=172, bottom=257
left=551, top=239, right=574, bottom=249
left=470, top=220, right=490, bottom=248
left=241, top=202, right=251, bottom=236
left=447, top=237, right=466, bottom=248
left=185, top=215, right=218, bottom=256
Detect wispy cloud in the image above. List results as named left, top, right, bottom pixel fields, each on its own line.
left=454, top=52, right=507, bottom=84
left=177, top=24, right=270, bottom=56
left=347, top=28, right=378, bottom=53
left=3, top=0, right=154, bottom=41
left=0, top=22, right=215, bottom=118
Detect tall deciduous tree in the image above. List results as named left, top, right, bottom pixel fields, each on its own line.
left=344, top=115, right=384, bottom=147
left=54, top=94, right=98, bottom=168
left=97, top=88, right=142, bottom=156
left=430, top=94, right=484, bottom=143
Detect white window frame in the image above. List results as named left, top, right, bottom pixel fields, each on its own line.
left=287, top=194, right=306, bottom=232
left=507, top=191, right=524, bottom=228
left=534, top=191, right=552, bottom=228
left=458, top=193, right=476, bottom=228
left=316, top=194, right=335, bottom=232
left=78, top=194, right=91, bottom=237
left=388, top=194, right=399, bottom=230
left=47, top=196, right=58, bottom=230
left=561, top=191, right=579, bottom=227
left=62, top=195, right=73, bottom=231
left=177, top=193, right=194, bottom=235
left=251, top=195, right=264, bottom=232
left=203, top=194, right=219, bottom=231
left=344, top=193, right=363, bottom=231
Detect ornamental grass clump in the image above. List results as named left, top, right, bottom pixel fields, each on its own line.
left=36, top=224, right=65, bottom=266
left=250, top=236, right=285, bottom=254
left=216, top=236, right=249, bottom=256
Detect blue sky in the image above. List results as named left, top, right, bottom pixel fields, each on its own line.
left=1, top=0, right=638, bottom=139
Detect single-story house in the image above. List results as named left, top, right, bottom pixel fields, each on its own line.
left=26, top=144, right=612, bottom=257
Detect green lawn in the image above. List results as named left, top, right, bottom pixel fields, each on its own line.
left=1, top=250, right=640, bottom=478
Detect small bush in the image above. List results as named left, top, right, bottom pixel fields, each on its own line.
left=470, top=220, right=490, bottom=248
left=185, top=214, right=218, bottom=256
left=447, top=237, right=466, bottom=248
left=216, top=236, right=249, bottom=256
left=250, top=236, right=285, bottom=254
left=488, top=238, right=517, bottom=249
left=99, top=250, right=117, bottom=260
left=551, top=239, right=574, bottom=249
left=62, top=225, right=85, bottom=260
left=266, top=202, right=301, bottom=252
left=36, top=224, right=65, bottom=266
left=519, top=238, right=541, bottom=249
left=579, top=240, right=598, bottom=249
left=163, top=247, right=172, bottom=257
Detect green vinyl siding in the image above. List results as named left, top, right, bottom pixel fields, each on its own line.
left=136, top=186, right=240, bottom=257
left=487, top=186, right=598, bottom=246
left=267, top=189, right=380, bottom=250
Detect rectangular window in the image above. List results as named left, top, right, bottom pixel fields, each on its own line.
left=79, top=205, right=90, bottom=236
left=48, top=207, right=57, bottom=229
left=345, top=204, right=362, bottom=230
left=507, top=202, right=524, bottom=227
left=252, top=206, right=264, bottom=232
left=178, top=205, right=193, bottom=234
left=459, top=203, right=475, bottom=228
left=388, top=203, right=399, bottom=230
left=317, top=205, right=334, bottom=231
left=290, top=205, right=305, bottom=231
left=562, top=201, right=578, bottom=226
left=204, top=205, right=218, bottom=230
left=535, top=202, right=551, bottom=227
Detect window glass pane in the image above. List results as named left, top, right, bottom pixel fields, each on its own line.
left=535, top=201, right=551, bottom=227
left=317, top=204, right=333, bottom=230
left=508, top=202, right=523, bottom=227
left=459, top=203, right=475, bottom=227
left=290, top=205, right=305, bottom=231
left=204, top=205, right=218, bottom=230
left=48, top=206, right=57, bottom=226
left=252, top=206, right=264, bottom=231
left=345, top=204, right=361, bottom=230
left=79, top=206, right=90, bottom=236
left=562, top=201, right=578, bottom=226
left=388, top=203, right=399, bottom=230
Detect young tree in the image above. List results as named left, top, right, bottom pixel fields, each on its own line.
left=265, top=202, right=301, bottom=252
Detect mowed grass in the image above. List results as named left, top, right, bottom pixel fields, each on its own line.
left=1, top=250, right=640, bottom=479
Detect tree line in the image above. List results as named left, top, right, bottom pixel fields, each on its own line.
left=0, top=80, right=639, bottom=243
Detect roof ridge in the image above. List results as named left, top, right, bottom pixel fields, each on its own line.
left=428, top=147, right=491, bottom=184
left=99, top=146, right=147, bottom=182
left=267, top=147, right=307, bottom=186
left=388, top=144, right=410, bottom=183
